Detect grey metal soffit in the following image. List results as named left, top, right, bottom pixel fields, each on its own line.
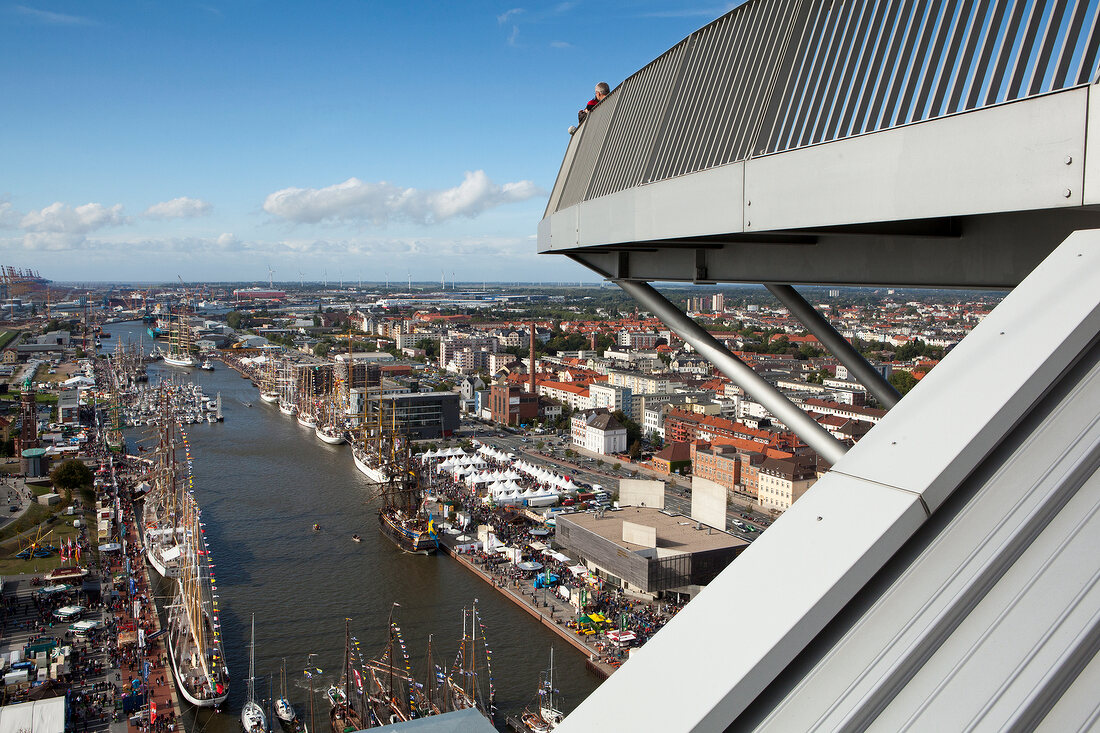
left=551, top=0, right=1100, bottom=213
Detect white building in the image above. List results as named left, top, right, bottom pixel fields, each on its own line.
left=570, top=410, right=628, bottom=455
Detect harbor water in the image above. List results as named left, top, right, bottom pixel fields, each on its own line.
left=109, top=321, right=602, bottom=731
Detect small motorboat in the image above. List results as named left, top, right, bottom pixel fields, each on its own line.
left=201, top=359, right=215, bottom=371
left=312, top=523, right=321, bottom=531
left=351, top=535, right=361, bottom=543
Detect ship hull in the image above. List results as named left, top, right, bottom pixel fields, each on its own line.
left=315, top=427, right=345, bottom=445
left=352, top=449, right=388, bottom=483
left=378, top=510, right=436, bottom=555
left=259, top=392, right=279, bottom=404
left=164, top=354, right=197, bottom=368
left=166, top=616, right=229, bottom=707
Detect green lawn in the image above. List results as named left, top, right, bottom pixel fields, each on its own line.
left=0, top=331, right=16, bottom=350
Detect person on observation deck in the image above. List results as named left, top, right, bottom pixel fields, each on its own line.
left=570, top=82, right=610, bottom=134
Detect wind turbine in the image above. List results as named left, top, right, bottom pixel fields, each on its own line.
left=267, top=266, right=274, bottom=289
left=407, top=269, right=411, bottom=292
left=451, top=272, right=455, bottom=291
left=298, top=270, right=305, bottom=288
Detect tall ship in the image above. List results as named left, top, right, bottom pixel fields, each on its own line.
left=377, top=447, right=437, bottom=555
left=296, top=366, right=318, bottom=428
left=512, top=649, right=564, bottom=732
left=443, top=603, right=496, bottom=721
left=164, top=308, right=198, bottom=368
left=352, top=395, right=398, bottom=483
left=326, top=619, right=371, bottom=732
left=141, top=391, right=185, bottom=577
left=165, top=473, right=229, bottom=707
left=259, top=356, right=279, bottom=404
left=366, top=402, right=436, bottom=554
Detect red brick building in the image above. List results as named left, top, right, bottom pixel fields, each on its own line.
left=664, top=408, right=801, bottom=452
left=489, top=384, right=538, bottom=426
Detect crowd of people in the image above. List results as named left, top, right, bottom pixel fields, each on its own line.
left=423, top=449, right=686, bottom=662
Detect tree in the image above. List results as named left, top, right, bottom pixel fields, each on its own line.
left=889, top=370, right=919, bottom=395
left=313, top=342, right=331, bottom=357
left=612, top=410, right=642, bottom=447
left=50, top=459, right=92, bottom=501
left=628, top=439, right=642, bottom=460
left=226, top=311, right=243, bottom=330
left=312, top=315, right=321, bottom=327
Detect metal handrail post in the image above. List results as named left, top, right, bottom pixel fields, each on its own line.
left=614, top=279, right=848, bottom=466
left=766, top=284, right=901, bottom=409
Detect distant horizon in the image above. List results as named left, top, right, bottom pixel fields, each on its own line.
left=1, top=2, right=736, bottom=282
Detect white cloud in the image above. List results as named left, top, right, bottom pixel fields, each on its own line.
left=497, top=8, right=523, bottom=24
left=549, top=40, right=571, bottom=48
left=21, top=202, right=127, bottom=234
left=263, top=171, right=544, bottom=226
left=507, top=24, right=520, bottom=46
left=18, top=201, right=127, bottom=251
left=12, top=4, right=96, bottom=25
left=143, top=196, right=212, bottom=219
left=0, top=200, right=21, bottom=228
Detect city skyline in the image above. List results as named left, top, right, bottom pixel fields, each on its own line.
left=0, top=1, right=740, bottom=282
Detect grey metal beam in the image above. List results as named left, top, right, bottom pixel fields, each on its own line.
left=766, top=284, right=902, bottom=409
left=614, top=279, right=849, bottom=465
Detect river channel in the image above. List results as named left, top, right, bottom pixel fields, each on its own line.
left=107, top=321, right=602, bottom=731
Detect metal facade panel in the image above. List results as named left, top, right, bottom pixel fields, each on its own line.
left=562, top=161, right=744, bottom=248
left=1085, top=84, right=1100, bottom=205
left=758, top=0, right=1100, bottom=154
left=877, top=471, right=1100, bottom=733
left=543, top=126, right=584, bottom=217
left=636, top=162, right=744, bottom=242
left=586, top=41, right=688, bottom=201
left=645, top=0, right=802, bottom=182
left=546, top=0, right=1100, bottom=215
left=556, top=90, right=620, bottom=210
left=744, top=88, right=1086, bottom=232
left=751, top=341, right=1100, bottom=732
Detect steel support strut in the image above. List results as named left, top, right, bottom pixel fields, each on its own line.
left=765, top=284, right=902, bottom=409
left=614, top=279, right=849, bottom=466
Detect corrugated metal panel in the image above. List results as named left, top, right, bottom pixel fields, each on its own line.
left=645, top=0, right=804, bottom=181
left=747, top=338, right=1100, bottom=732
left=556, top=89, right=620, bottom=210
left=760, top=0, right=1100, bottom=154
left=586, top=41, right=689, bottom=200
left=548, top=0, right=1100, bottom=214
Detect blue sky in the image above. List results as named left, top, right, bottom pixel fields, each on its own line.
left=0, top=1, right=734, bottom=284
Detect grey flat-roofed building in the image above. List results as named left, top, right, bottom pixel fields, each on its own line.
left=370, top=391, right=459, bottom=441
left=556, top=507, right=746, bottom=597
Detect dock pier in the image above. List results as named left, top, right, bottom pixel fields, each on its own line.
left=436, top=537, right=616, bottom=680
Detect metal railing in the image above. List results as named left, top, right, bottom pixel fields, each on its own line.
left=551, top=0, right=1100, bottom=214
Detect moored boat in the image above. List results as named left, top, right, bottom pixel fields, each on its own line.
left=242, top=615, right=266, bottom=733
left=315, top=425, right=345, bottom=445
left=165, top=487, right=229, bottom=707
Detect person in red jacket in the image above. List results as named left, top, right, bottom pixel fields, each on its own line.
left=570, top=82, right=610, bottom=134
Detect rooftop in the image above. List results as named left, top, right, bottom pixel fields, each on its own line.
left=560, top=507, right=745, bottom=555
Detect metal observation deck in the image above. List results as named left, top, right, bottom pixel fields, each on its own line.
left=538, top=2, right=1100, bottom=731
